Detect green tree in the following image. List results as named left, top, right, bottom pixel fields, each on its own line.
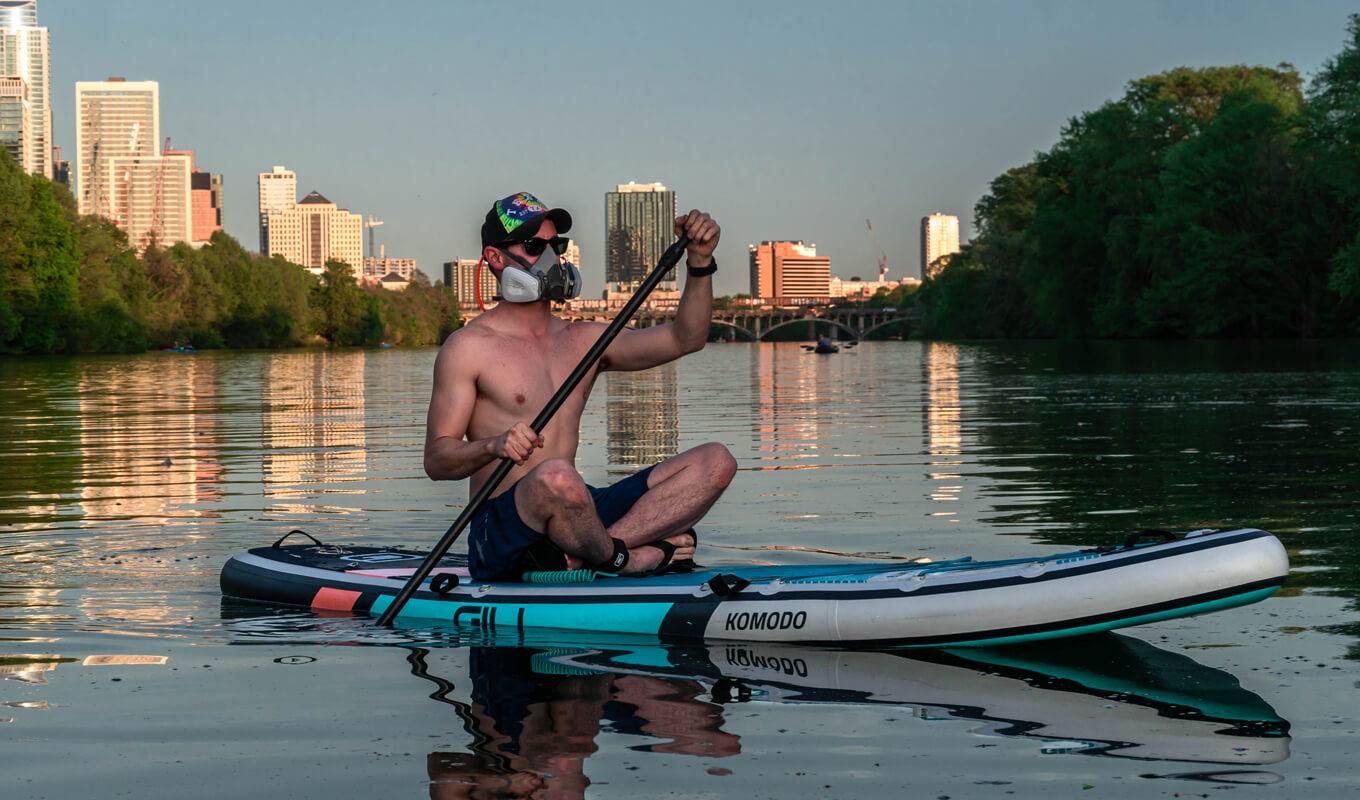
left=0, top=150, right=81, bottom=353
left=316, top=260, right=384, bottom=346
left=1301, top=14, right=1360, bottom=314
left=1138, top=77, right=1319, bottom=336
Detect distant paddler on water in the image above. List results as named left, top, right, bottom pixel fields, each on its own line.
left=421, top=193, right=735, bottom=582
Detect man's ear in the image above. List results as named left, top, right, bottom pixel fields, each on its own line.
left=482, top=246, right=503, bottom=272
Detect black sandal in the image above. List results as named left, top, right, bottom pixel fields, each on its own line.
left=638, top=531, right=698, bottom=576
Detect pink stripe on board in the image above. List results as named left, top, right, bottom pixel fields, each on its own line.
left=345, top=567, right=470, bottom=579
left=312, top=587, right=362, bottom=611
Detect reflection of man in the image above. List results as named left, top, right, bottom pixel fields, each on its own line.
left=427, top=647, right=740, bottom=799
left=424, top=192, right=737, bottom=581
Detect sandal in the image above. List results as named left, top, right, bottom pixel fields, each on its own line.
left=639, top=529, right=699, bottom=575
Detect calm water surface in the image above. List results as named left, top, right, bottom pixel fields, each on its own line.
left=1, top=341, right=1358, bottom=798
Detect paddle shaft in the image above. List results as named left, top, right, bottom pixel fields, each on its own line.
left=375, top=233, right=692, bottom=626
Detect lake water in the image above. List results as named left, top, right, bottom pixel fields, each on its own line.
left=1, top=341, right=1358, bottom=798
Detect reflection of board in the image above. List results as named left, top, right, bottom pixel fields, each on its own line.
left=221, top=528, right=1288, bottom=648
left=523, top=633, right=1290, bottom=765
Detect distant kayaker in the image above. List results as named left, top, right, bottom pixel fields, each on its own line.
left=424, top=192, right=736, bottom=581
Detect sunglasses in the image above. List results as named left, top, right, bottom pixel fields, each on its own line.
left=501, top=236, right=570, bottom=257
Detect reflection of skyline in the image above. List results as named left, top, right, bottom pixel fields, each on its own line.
left=924, top=342, right=963, bottom=515
left=77, top=355, right=223, bottom=524
left=261, top=352, right=367, bottom=501
left=605, top=364, right=677, bottom=474
left=750, top=343, right=824, bottom=469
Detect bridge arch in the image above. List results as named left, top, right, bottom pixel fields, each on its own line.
left=861, top=316, right=917, bottom=339
left=759, top=317, right=861, bottom=341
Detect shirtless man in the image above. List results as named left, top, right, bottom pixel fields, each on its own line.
left=424, top=192, right=737, bottom=581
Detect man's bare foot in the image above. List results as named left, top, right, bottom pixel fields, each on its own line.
left=561, top=532, right=695, bottom=574
left=619, top=531, right=696, bottom=576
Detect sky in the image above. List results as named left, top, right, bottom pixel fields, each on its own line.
left=38, top=0, right=1359, bottom=297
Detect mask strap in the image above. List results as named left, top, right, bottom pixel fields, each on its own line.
left=475, top=254, right=490, bottom=312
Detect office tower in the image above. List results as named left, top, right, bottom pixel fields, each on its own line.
left=107, top=150, right=192, bottom=247
left=605, top=181, right=676, bottom=293
left=263, top=190, right=363, bottom=274
left=258, top=164, right=296, bottom=254
left=74, top=79, right=159, bottom=219
left=76, top=79, right=194, bottom=248
left=562, top=238, right=580, bottom=271
left=208, top=172, right=223, bottom=231
left=748, top=241, right=831, bottom=299
left=362, top=254, right=417, bottom=281
left=920, top=213, right=960, bottom=279
left=444, top=257, right=494, bottom=307
left=0, top=76, right=25, bottom=167
left=0, top=1, right=51, bottom=179
left=165, top=147, right=223, bottom=245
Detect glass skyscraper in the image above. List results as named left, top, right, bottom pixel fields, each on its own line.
left=0, top=0, right=52, bottom=179
left=605, top=181, right=677, bottom=292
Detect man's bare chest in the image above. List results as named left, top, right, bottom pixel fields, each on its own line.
left=474, top=338, right=595, bottom=417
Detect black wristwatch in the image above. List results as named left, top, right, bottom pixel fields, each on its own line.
left=687, top=257, right=717, bottom=277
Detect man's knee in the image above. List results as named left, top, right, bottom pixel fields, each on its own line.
left=697, top=442, right=737, bottom=489
left=528, top=459, right=590, bottom=507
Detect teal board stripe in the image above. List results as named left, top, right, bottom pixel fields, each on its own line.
left=369, top=594, right=672, bottom=636
left=906, top=586, right=1282, bottom=649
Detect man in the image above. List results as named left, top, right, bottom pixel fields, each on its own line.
left=424, top=192, right=736, bottom=581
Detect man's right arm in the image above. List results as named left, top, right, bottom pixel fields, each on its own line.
left=423, top=336, right=542, bottom=480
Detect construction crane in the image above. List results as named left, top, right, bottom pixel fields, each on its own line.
left=149, top=136, right=171, bottom=247
left=866, top=219, right=888, bottom=281
left=365, top=215, right=384, bottom=261
left=119, top=121, right=141, bottom=228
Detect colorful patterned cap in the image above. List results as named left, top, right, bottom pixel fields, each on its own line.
left=481, top=191, right=573, bottom=247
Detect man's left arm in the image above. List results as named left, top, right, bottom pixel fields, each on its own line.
left=600, top=210, right=720, bottom=372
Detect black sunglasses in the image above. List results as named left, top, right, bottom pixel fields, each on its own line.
left=501, top=236, right=570, bottom=257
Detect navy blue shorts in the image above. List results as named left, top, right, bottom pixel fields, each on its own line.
left=468, top=465, right=656, bottom=582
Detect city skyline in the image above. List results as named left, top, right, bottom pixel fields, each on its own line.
left=26, top=1, right=1360, bottom=296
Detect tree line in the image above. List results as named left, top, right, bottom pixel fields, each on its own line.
left=906, top=16, right=1360, bottom=339
left=0, top=152, right=460, bottom=355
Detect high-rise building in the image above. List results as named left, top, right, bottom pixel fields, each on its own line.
left=263, top=190, right=363, bottom=274
left=0, top=1, right=51, bottom=179
left=76, top=79, right=196, bottom=248
left=0, top=76, right=26, bottom=168
left=74, top=79, right=159, bottom=219
left=920, top=213, right=960, bottom=279
left=257, top=164, right=296, bottom=254
left=165, top=148, right=223, bottom=245
left=605, top=181, right=677, bottom=293
left=748, top=241, right=831, bottom=300
left=50, top=147, right=67, bottom=184
left=362, top=254, right=417, bottom=281
left=444, top=257, right=494, bottom=307
left=562, top=238, right=580, bottom=272
left=105, top=150, right=192, bottom=248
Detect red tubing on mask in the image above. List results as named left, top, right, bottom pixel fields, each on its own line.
left=476, top=255, right=489, bottom=312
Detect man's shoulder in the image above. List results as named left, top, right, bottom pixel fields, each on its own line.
left=434, top=321, right=499, bottom=370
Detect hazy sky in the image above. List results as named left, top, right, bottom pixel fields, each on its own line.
left=41, top=0, right=1357, bottom=296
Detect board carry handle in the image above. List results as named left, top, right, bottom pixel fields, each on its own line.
left=375, top=232, right=692, bottom=627
left=1122, top=529, right=1177, bottom=550
left=271, top=529, right=326, bottom=548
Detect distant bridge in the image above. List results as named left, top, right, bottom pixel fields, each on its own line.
left=461, top=303, right=918, bottom=340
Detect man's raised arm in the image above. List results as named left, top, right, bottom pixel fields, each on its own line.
left=600, top=210, right=721, bottom=373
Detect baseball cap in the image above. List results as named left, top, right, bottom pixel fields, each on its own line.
left=481, top=192, right=573, bottom=248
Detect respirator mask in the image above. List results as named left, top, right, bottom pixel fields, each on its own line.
left=498, top=246, right=581, bottom=304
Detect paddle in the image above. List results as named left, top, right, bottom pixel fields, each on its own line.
left=375, top=232, right=692, bottom=627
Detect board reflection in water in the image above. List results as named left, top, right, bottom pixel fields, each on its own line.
left=301, top=628, right=1289, bottom=797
